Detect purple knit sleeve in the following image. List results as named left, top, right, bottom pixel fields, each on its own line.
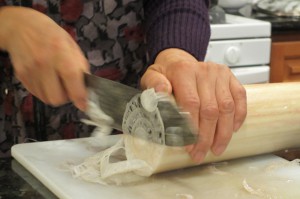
left=143, top=0, right=211, bottom=64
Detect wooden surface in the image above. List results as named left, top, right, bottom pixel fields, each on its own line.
left=270, top=41, right=300, bottom=82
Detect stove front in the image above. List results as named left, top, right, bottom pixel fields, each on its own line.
left=205, top=14, right=271, bottom=84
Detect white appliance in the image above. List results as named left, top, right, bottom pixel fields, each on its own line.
left=205, top=14, right=271, bottom=84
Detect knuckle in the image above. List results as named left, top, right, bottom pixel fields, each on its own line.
left=59, top=65, right=76, bottom=77
left=33, top=56, right=44, bottom=67
left=216, top=64, right=231, bottom=75
left=181, top=95, right=200, bottom=110
left=198, top=62, right=209, bottom=71
left=219, top=98, right=235, bottom=114
left=205, top=61, right=213, bottom=66
left=200, top=104, right=219, bottom=120
left=30, top=56, right=48, bottom=71
left=172, top=60, right=195, bottom=71
left=58, top=60, right=81, bottom=77
left=176, top=60, right=190, bottom=66
left=220, top=64, right=230, bottom=70
left=51, top=35, right=67, bottom=50
left=236, top=85, right=247, bottom=99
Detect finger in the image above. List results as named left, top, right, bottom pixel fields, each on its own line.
left=16, top=66, right=66, bottom=106
left=230, top=76, right=247, bottom=132
left=190, top=63, right=219, bottom=163
left=140, top=65, right=172, bottom=94
left=57, top=53, right=89, bottom=111
left=167, top=62, right=200, bottom=133
left=39, top=68, right=69, bottom=106
left=211, top=66, right=235, bottom=156
left=142, top=64, right=197, bottom=153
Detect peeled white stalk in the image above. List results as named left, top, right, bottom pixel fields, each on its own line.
left=74, top=82, right=300, bottom=184
left=124, top=82, right=300, bottom=174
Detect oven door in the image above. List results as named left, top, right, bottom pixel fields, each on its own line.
left=231, top=65, right=270, bottom=84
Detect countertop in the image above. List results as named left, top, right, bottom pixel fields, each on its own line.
left=252, top=12, right=300, bottom=33
left=0, top=158, right=57, bottom=199
left=2, top=149, right=300, bottom=199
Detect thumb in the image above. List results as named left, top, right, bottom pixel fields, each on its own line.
left=140, top=69, right=172, bottom=94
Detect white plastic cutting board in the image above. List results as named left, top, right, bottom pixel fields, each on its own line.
left=11, top=135, right=300, bottom=199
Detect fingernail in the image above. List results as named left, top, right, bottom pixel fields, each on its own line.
left=213, top=144, right=226, bottom=156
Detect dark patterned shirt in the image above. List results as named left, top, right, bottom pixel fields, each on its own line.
left=0, top=0, right=210, bottom=157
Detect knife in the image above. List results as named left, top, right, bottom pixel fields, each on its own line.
left=84, top=73, right=198, bottom=147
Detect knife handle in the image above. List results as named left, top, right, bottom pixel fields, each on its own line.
left=33, top=96, right=47, bottom=141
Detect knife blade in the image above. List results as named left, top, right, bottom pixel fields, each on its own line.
left=84, top=73, right=198, bottom=146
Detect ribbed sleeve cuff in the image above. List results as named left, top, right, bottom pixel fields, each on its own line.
left=144, top=0, right=211, bottom=64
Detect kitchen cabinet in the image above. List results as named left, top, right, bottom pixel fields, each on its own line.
left=270, top=31, right=300, bottom=82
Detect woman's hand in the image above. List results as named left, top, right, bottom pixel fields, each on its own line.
left=141, top=48, right=247, bottom=163
left=0, top=6, right=89, bottom=111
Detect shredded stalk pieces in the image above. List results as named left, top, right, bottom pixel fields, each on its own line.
left=73, top=88, right=164, bottom=185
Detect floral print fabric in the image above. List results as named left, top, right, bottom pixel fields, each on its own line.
left=0, top=0, right=147, bottom=157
